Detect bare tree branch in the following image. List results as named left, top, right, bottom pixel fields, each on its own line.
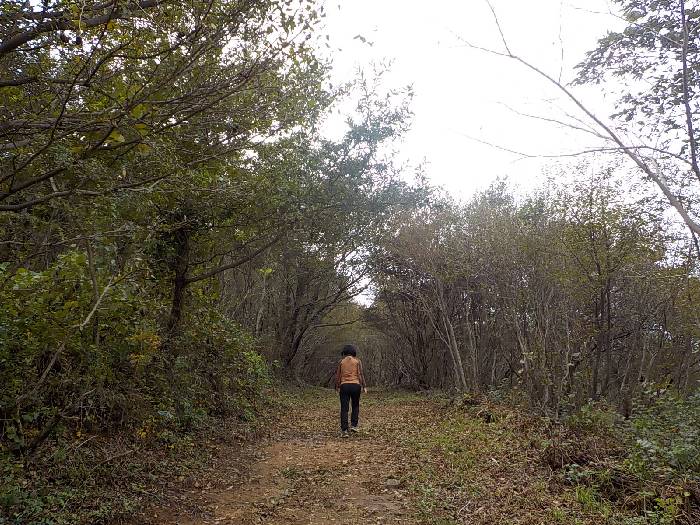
left=679, top=0, right=700, bottom=184
left=457, top=1, right=700, bottom=238
left=184, top=232, right=285, bottom=284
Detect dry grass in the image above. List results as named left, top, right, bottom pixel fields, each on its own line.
left=9, top=388, right=695, bottom=525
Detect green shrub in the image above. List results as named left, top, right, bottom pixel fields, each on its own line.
left=0, top=255, right=271, bottom=453
left=166, top=303, right=271, bottom=423
left=626, top=391, right=700, bottom=480
left=566, top=401, right=617, bottom=434
left=0, top=258, right=272, bottom=524
left=0, top=254, right=158, bottom=450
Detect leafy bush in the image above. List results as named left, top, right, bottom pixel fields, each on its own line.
left=626, top=391, right=700, bottom=480
left=0, top=256, right=273, bottom=523
left=566, top=401, right=618, bottom=434
left=0, top=253, right=158, bottom=452
left=0, top=255, right=271, bottom=452
left=553, top=390, right=700, bottom=524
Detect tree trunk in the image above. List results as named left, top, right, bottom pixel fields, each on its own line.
left=441, top=312, right=468, bottom=391
left=167, top=226, right=191, bottom=336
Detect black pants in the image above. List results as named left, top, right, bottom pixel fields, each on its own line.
left=339, top=383, right=361, bottom=431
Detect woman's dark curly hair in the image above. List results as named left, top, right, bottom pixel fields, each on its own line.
left=341, top=344, right=357, bottom=357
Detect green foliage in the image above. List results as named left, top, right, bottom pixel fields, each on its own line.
left=575, top=0, right=699, bottom=141
left=626, top=391, right=700, bottom=480
left=574, top=484, right=610, bottom=514
left=0, top=297, right=270, bottom=523
left=0, top=256, right=272, bottom=523
left=566, top=402, right=618, bottom=434
left=166, top=304, right=272, bottom=425
left=0, top=252, right=156, bottom=446
left=552, top=392, right=700, bottom=524
left=639, top=495, right=685, bottom=525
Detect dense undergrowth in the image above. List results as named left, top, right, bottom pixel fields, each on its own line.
left=1, top=375, right=275, bottom=525
left=0, top=257, right=275, bottom=524
left=405, top=390, right=700, bottom=525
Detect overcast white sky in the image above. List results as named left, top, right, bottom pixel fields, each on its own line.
left=321, top=0, right=626, bottom=198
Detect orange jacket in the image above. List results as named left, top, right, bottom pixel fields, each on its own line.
left=334, top=356, right=366, bottom=389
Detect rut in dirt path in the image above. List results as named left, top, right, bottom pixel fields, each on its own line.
left=166, top=392, right=428, bottom=525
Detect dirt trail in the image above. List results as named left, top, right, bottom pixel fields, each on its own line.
left=131, top=391, right=645, bottom=525
left=148, top=392, right=425, bottom=525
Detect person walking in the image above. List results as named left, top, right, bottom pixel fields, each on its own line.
left=334, top=344, right=367, bottom=438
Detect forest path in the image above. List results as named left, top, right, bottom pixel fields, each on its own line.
left=141, top=390, right=624, bottom=525
left=150, top=390, right=431, bottom=525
